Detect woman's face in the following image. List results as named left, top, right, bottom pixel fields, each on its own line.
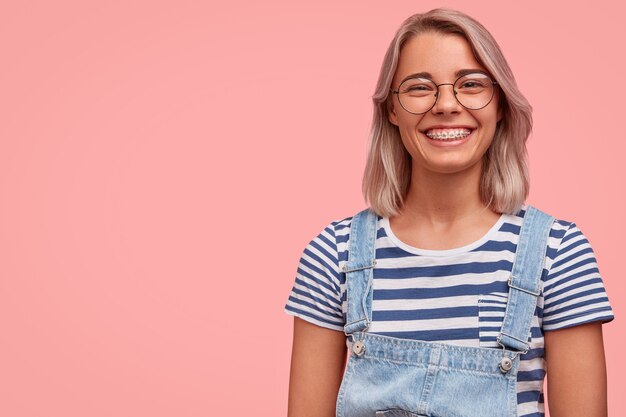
left=388, top=32, right=502, bottom=175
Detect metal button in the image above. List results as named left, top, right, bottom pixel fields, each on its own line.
left=499, top=356, right=513, bottom=373
left=352, top=341, right=365, bottom=356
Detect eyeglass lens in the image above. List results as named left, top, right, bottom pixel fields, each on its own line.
left=397, top=73, right=495, bottom=114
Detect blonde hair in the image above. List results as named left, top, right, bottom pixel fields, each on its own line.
left=363, top=8, right=532, bottom=217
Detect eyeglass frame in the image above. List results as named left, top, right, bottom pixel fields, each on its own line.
left=389, top=72, right=499, bottom=115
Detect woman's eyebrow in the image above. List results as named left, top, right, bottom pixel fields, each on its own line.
left=399, top=68, right=487, bottom=84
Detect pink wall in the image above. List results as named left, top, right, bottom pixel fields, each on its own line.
left=0, top=1, right=623, bottom=415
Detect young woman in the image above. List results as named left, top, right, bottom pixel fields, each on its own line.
left=284, top=8, right=614, bottom=417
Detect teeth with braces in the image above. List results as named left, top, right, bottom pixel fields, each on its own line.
left=425, top=129, right=472, bottom=140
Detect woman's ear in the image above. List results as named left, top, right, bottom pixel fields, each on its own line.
left=387, top=97, right=399, bottom=126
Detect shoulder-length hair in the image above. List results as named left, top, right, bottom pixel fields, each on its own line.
left=363, top=8, right=532, bottom=217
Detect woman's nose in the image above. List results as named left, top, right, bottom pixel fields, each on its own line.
left=431, top=84, right=461, bottom=114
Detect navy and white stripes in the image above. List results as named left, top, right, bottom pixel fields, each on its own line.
left=284, top=205, right=613, bottom=417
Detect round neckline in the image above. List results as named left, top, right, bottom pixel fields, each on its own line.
left=380, top=212, right=506, bottom=257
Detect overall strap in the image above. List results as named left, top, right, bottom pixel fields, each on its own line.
left=342, top=208, right=378, bottom=335
left=497, top=205, right=555, bottom=353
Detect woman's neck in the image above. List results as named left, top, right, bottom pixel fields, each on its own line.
left=398, top=159, right=493, bottom=227
left=388, top=161, right=501, bottom=251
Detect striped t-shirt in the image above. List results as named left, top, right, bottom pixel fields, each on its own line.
left=284, top=204, right=614, bottom=417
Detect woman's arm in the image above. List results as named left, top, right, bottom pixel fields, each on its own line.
left=287, top=317, right=348, bottom=417
left=544, top=321, right=608, bottom=417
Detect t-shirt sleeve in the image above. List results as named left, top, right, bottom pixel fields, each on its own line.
left=542, top=222, right=614, bottom=331
left=283, top=221, right=345, bottom=331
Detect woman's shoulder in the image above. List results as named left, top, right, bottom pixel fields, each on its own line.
left=305, top=212, right=355, bottom=244
left=299, top=212, right=359, bottom=264
left=516, top=204, right=606, bottom=293
left=508, top=203, right=577, bottom=237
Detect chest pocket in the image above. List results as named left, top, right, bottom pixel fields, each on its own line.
left=477, top=292, right=508, bottom=348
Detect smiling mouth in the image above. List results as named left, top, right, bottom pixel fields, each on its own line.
left=424, top=128, right=474, bottom=141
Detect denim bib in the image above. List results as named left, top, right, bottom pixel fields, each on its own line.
left=336, top=205, right=554, bottom=417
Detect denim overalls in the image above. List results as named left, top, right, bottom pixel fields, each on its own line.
left=336, top=205, right=554, bottom=417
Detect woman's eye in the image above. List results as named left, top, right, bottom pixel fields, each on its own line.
left=460, top=81, right=484, bottom=89
left=406, top=85, right=432, bottom=91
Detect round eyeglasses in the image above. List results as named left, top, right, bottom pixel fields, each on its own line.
left=390, top=72, right=498, bottom=115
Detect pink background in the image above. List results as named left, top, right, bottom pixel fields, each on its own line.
left=0, top=0, right=623, bottom=416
